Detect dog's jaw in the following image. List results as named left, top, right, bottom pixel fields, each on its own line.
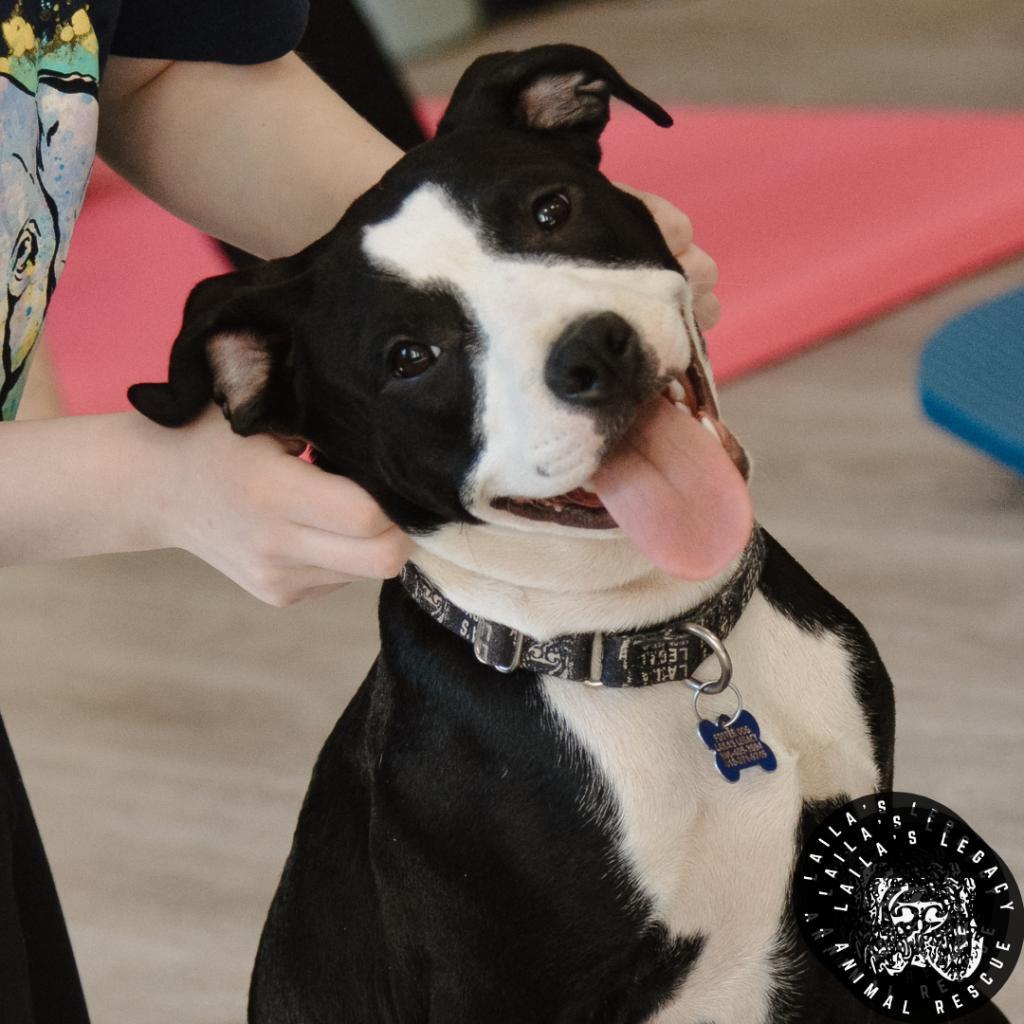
left=411, top=525, right=744, bottom=640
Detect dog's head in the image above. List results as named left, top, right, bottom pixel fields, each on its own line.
left=130, top=45, right=751, bottom=581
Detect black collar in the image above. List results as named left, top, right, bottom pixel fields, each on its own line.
left=399, top=526, right=766, bottom=688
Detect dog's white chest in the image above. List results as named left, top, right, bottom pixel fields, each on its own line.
left=541, top=594, right=879, bottom=1024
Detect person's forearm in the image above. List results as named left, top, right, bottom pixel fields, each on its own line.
left=97, top=53, right=403, bottom=259
left=0, top=407, right=412, bottom=600
left=0, top=414, right=168, bottom=566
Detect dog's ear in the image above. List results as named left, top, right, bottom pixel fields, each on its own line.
left=436, top=44, right=671, bottom=158
left=128, top=255, right=313, bottom=439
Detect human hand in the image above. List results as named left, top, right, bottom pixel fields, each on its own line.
left=615, top=184, right=721, bottom=330
left=149, top=406, right=412, bottom=606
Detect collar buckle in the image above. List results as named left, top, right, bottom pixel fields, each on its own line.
left=473, top=619, right=524, bottom=673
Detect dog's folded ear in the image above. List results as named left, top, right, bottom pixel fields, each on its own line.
left=436, top=44, right=671, bottom=158
left=128, top=255, right=312, bottom=439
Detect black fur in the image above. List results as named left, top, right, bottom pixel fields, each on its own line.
left=436, top=44, right=672, bottom=164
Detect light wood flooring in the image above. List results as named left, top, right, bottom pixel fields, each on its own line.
left=3, top=1, right=1022, bottom=1020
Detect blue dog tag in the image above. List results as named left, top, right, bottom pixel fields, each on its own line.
left=697, top=709, right=777, bottom=783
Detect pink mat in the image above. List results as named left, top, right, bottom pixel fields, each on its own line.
left=45, top=106, right=1024, bottom=415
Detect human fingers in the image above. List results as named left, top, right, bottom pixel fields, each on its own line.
left=694, top=292, right=721, bottom=330
left=206, top=525, right=410, bottom=606
left=285, top=522, right=413, bottom=581
left=678, top=242, right=719, bottom=297
left=267, top=454, right=397, bottom=539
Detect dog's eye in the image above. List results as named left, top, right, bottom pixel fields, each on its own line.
left=389, top=339, right=440, bottom=379
left=532, top=192, right=571, bottom=231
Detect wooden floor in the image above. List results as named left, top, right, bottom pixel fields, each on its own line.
left=3, top=1, right=1023, bottom=1021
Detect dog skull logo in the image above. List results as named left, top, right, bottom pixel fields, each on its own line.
left=855, top=864, right=985, bottom=982
left=793, top=792, right=1022, bottom=1021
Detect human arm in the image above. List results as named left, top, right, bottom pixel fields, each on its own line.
left=97, top=52, right=404, bottom=259
left=0, top=408, right=408, bottom=604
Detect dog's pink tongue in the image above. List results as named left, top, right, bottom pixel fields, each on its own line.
left=593, top=399, right=753, bottom=580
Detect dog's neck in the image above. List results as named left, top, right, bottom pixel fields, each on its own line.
left=411, top=524, right=742, bottom=641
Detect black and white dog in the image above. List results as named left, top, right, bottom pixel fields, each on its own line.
left=130, top=46, right=1006, bottom=1024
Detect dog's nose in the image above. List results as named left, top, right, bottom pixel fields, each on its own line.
left=545, top=313, right=645, bottom=408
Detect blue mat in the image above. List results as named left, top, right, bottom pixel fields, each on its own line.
left=919, top=289, right=1024, bottom=475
